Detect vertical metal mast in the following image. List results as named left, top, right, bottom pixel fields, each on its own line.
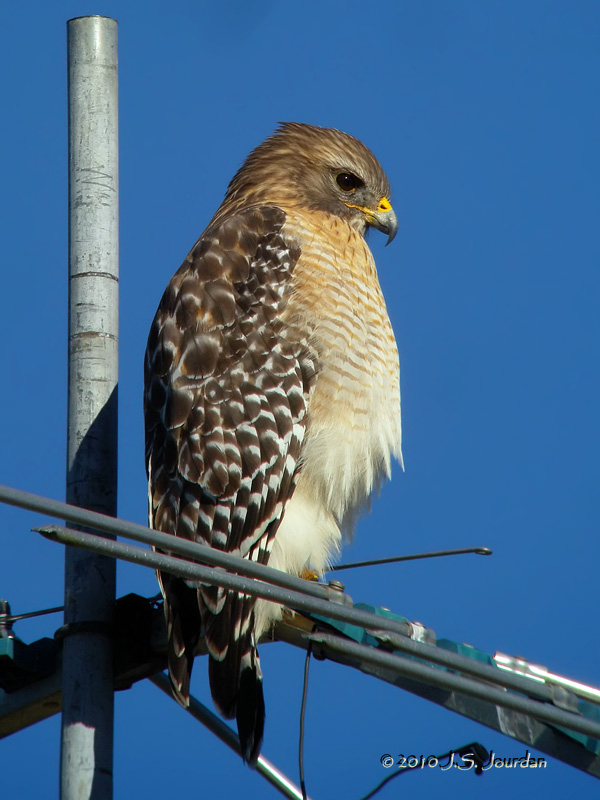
left=62, top=16, right=118, bottom=800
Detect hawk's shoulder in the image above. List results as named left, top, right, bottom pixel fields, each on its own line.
left=144, top=203, right=314, bottom=557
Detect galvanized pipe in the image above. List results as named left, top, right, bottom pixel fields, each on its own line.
left=62, top=16, right=118, bottom=800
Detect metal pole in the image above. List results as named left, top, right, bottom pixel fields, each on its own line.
left=62, top=16, right=118, bottom=800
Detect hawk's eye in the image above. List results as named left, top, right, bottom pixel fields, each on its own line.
left=336, top=172, right=362, bottom=192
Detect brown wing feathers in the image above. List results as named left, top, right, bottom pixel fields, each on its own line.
left=144, top=205, right=308, bottom=761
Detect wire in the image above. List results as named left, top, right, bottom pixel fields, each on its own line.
left=298, top=629, right=315, bottom=800
left=329, top=546, right=492, bottom=572
left=0, top=601, right=64, bottom=638
left=5, top=605, right=64, bottom=623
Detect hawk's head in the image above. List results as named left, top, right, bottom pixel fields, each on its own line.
left=223, top=122, right=398, bottom=244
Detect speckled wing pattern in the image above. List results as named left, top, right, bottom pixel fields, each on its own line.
left=144, top=205, right=316, bottom=762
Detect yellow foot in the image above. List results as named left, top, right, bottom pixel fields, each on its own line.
left=299, top=568, right=320, bottom=582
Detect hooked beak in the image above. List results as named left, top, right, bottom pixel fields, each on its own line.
left=367, top=196, right=398, bottom=246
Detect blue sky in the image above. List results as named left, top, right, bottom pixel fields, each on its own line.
left=1, top=2, right=599, bottom=797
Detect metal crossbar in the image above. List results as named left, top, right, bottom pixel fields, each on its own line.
left=3, top=480, right=600, bottom=777
left=33, top=522, right=600, bottom=734
left=306, top=632, right=600, bottom=741
left=0, top=484, right=333, bottom=602
left=36, top=523, right=414, bottom=638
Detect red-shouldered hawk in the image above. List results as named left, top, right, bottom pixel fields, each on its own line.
left=144, top=122, right=402, bottom=762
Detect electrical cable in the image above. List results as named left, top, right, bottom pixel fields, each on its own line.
left=298, top=629, right=316, bottom=800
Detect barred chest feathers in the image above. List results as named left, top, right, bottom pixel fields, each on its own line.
left=256, top=208, right=402, bottom=628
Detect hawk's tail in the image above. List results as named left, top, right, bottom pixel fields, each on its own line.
left=161, top=574, right=265, bottom=763
left=160, top=572, right=201, bottom=707
left=204, top=591, right=265, bottom=765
